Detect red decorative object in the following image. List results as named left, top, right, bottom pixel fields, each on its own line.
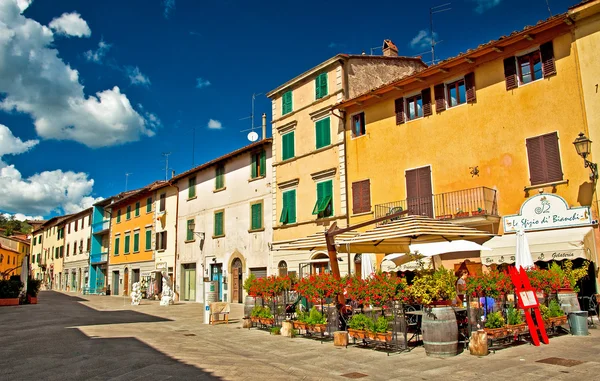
left=509, top=266, right=548, bottom=347
left=295, top=273, right=343, bottom=304
left=27, top=295, right=38, bottom=304
left=0, top=298, right=19, bottom=306
left=455, top=212, right=470, bottom=218
left=471, top=210, right=486, bottom=216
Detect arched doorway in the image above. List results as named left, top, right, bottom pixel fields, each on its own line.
left=278, top=261, right=288, bottom=277
left=123, top=268, right=129, bottom=296
left=231, top=258, right=243, bottom=303
left=311, top=253, right=329, bottom=275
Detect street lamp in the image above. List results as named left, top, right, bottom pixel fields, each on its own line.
left=188, top=220, right=205, bottom=241
left=573, top=132, right=598, bottom=181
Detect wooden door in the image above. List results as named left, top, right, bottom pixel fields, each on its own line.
left=232, top=267, right=240, bottom=303
left=406, top=166, right=433, bottom=217
left=123, top=269, right=129, bottom=296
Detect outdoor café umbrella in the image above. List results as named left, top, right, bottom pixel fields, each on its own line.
left=361, top=254, right=375, bottom=279
left=20, top=255, right=28, bottom=295
left=515, top=229, right=534, bottom=270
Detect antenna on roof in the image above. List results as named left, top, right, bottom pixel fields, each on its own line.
left=125, top=173, right=133, bottom=191
left=369, top=46, right=382, bottom=55
left=162, top=152, right=172, bottom=181
left=545, top=0, right=552, bottom=17
left=240, top=92, right=266, bottom=142
left=430, top=3, right=451, bottom=64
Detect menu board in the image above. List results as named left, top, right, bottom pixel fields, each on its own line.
left=519, top=290, right=538, bottom=307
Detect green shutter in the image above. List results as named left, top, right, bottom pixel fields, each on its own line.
left=320, top=73, right=328, bottom=98
left=146, top=197, right=152, bottom=213
left=279, top=202, right=289, bottom=224
left=260, top=150, right=266, bottom=177
left=117, top=210, right=121, bottom=223
left=187, top=220, right=194, bottom=241
left=316, top=118, right=331, bottom=149
left=315, top=75, right=321, bottom=99
left=316, top=73, right=328, bottom=99
left=282, top=132, right=295, bottom=161
left=288, top=190, right=296, bottom=223
left=126, top=206, right=131, bottom=219
left=282, top=91, right=293, bottom=115
left=216, top=166, right=224, bottom=189
left=124, top=235, right=130, bottom=253
left=133, top=232, right=139, bottom=252
left=188, top=177, right=196, bottom=198
left=313, top=180, right=333, bottom=216
left=145, top=229, right=152, bottom=250
left=251, top=203, right=262, bottom=230
left=251, top=154, right=258, bottom=178
left=135, top=201, right=140, bottom=216
left=214, top=212, right=224, bottom=236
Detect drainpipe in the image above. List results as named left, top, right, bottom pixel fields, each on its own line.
left=262, top=113, right=267, bottom=140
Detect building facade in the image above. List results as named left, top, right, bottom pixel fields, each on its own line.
left=267, top=44, right=426, bottom=276
left=63, top=209, right=92, bottom=293
left=152, top=183, right=178, bottom=300
left=89, top=197, right=115, bottom=294
left=0, top=236, right=23, bottom=279
left=335, top=10, right=600, bottom=284
left=175, top=139, right=273, bottom=303
left=29, top=220, right=46, bottom=281
left=38, top=216, right=69, bottom=290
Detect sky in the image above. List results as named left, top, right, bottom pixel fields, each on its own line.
left=0, top=0, right=579, bottom=220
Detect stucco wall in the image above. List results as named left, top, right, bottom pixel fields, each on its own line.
left=154, top=185, right=178, bottom=274
left=64, top=213, right=91, bottom=266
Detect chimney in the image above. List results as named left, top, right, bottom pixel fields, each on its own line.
left=382, top=39, right=398, bottom=57
left=262, top=113, right=267, bottom=140
left=171, top=170, right=175, bottom=179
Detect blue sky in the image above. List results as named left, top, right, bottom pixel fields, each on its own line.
left=0, top=0, right=577, bottom=219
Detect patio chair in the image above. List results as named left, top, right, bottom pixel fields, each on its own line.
left=404, top=305, right=421, bottom=342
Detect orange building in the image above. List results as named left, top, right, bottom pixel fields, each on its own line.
left=0, top=240, right=22, bottom=279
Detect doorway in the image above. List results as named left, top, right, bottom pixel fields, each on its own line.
left=211, top=263, right=223, bottom=302
left=123, top=268, right=129, bottom=296
left=132, top=269, right=140, bottom=284
left=405, top=166, right=433, bottom=218
left=112, top=270, right=119, bottom=295
left=231, top=258, right=243, bottom=303
left=182, top=264, right=196, bottom=301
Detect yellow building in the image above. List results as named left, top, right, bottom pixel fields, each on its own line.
left=0, top=238, right=22, bottom=279
left=35, top=216, right=70, bottom=290
left=268, top=44, right=425, bottom=276
left=335, top=9, right=600, bottom=284
left=29, top=220, right=46, bottom=280
left=107, top=181, right=167, bottom=296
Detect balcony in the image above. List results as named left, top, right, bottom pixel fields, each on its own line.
left=92, top=220, right=110, bottom=234
left=90, top=252, right=108, bottom=264
left=374, top=187, right=499, bottom=226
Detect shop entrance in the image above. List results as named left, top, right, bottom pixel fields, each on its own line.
left=182, top=263, right=196, bottom=301
left=211, top=263, right=223, bottom=302
left=123, top=268, right=129, bottom=296
left=231, top=258, right=243, bottom=303
left=112, top=270, right=119, bottom=295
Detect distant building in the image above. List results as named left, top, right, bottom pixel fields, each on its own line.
left=63, top=209, right=92, bottom=292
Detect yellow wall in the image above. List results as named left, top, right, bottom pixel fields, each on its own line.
left=43, top=223, right=65, bottom=286
left=109, top=193, right=154, bottom=265
left=0, top=246, right=22, bottom=278
left=343, top=31, right=598, bottom=234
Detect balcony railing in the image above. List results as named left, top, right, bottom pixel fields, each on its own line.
left=374, top=187, right=498, bottom=224
left=90, top=252, right=108, bottom=264
left=92, top=220, right=110, bottom=234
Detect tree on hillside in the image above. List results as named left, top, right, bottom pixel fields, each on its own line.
left=0, top=215, right=32, bottom=236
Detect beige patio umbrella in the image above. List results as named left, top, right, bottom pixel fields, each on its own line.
left=271, top=230, right=361, bottom=252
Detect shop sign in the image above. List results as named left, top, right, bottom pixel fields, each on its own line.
left=155, top=262, right=167, bottom=270
left=504, top=194, right=594, bottom=233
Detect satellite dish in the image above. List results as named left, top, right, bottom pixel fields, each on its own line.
left=247, top=131, right=259, bottom=142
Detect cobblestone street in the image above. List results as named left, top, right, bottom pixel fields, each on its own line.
left=1, top=291, right=600, bottom=380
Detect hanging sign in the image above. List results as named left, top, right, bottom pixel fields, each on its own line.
left=504, top=194, right=593, bottom=233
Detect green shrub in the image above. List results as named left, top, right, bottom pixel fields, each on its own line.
left=270, top=326, right=281, bottom=335
left=485, top=312, right=505, bottom=329
left=539, top=304, right=550, bottom=321
left=260, top=306, right=273, bottom=319
left=548, top=299, right=565, bottom=318
left=27, top=279, right=42, bottom=297
left=307, top=307, right=326, bottom=325
left=347, top=314, right=373, bottom=331
left=506, top=306, right=523, bottom=325
left=374, top=316, right=390, bottom=333
left=296, top=306, right=309, bottom=323
left=0, top=280, right=22, bottom=298
left=250, top=306, right=263, bottom=318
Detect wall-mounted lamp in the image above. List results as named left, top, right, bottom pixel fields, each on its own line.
left=573, top=132, right=598, bottom=182
left=188, top=220, right=205, bottom=241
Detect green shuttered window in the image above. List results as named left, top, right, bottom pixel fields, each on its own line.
left=250, top=203, right=263, bottom=230
left=315, top=117, right=331, bottom=149
left=117, top=210, right=121, bottom=223
left=186, top=219, right=194, bottom=241
left=188, top=177, right=196, bottom=198
left=312, top=180, right=333, bottom=218
left=215, top=165, right=225, bottom=190
left=315, top=73, right=328, bottom=99
left=282, top=91, right=293, bottom=115
left=214, top=211, right=224, bottom=237
left=133, top=231, right=139, bottom=252
left=145, top=229, right=152, bottom=250
left=279, top=189, right=296, bottom=225
left=126, top=206, right=131, bottom=220
left=114, top=237, right=120, bottom=255
left=135, top=201, right=140, bottom=217
left=124, top=235, right=130, bottom=254
left=251, top=150, right=267, bottom=179
left=146, top=197, right=152, bottom=213
left=282, top=132, right=295, bottom=161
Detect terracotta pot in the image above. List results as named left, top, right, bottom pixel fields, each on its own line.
left=251, top=317, right=259, bottom=323
left=548, top=316, right=568, bottom=326
left=262, top=318, right=274, bottom=325
left=557, top=288, right=574, bottom=294
left=366, top=331, right=378, bottom=340
left=506, top=323, right=528, bottom=334
left=483, top=327, right=507, bottom=339
left=27, top=295, right=38, bottom=304
left=0, top=298, right=19, bottom=306
left=455, top=212, right=469, bottom=218
left=376, top=331, right=393, bottom=342
left=347, top=328, right=366, bottom=339
left=293, top=321, right=307, bottom=330
left=471, top=210, right=486, bottom=216
left=311, top=323, right=327, bottom=333
left=437, top=214, right=453, bottom=220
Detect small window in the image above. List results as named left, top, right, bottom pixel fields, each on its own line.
left=146, top=197, right=152, bottom=213
left=315, top=73, right=328, bottom=99
left=159, top=193, right=166, bottom=212
left=135, top=201, right=140, bottom=217
left=114, top=237, right=120, bottom=255
left=446, top=79, right=466, bottom=108
left=517, top=50, right=542, bottom=85
left=278, top=261, right=288, bottom=277
left=250, top=202, right=263, bottom=231
left=281, top=131, right=295, bottom=161
left=133, top=231, right=140, bottom=252
left=352, top=112, right=365, bottom=138
left=315, top=117, right=331, bottom=149
left=312, top=180, right=333, bottom=218
left=280, top=189, right=296, bottom=225
left=214, top=211, right=224, bottom=237
left=186, top=219, right=194, bottom=241
left=66, top=243, right=70, bottom=257
left=282, top=90, right=293, bottom=115
left=74, top=222, right=77, bottom=233
left=117, top=209, right=121, bottom=223
left=124, top=235, right=131, bottom=254
left=87, top=238, right=90, bottom=252
left=352, top=180, right=371, bottom=214
left=188, top=177, right=196, bottom=199
left=145, top=229, right=152, bottom=250
left=73, top=243, right=77, bottom=255
left=126, top=206, right=131, bottom=220
left=215, top=165, right=225, bottom=190
left=251, top=150, right=266, bottom=179
left=156, top=231, right=167, bottom=250
left=406, top=94, right=423, bottom=120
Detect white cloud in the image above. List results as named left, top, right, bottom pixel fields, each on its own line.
left=49, top=12, right=91, bottom=38
left=15, top=0, right=32, bottom=13
left=0, top=2, right=156, bottom=148
left=2, top=213, right=44, bottom=222
left=207, top=119, right=222, bottom=130
left=409, top=30, right=438, bottom=50
left=196, top=77, right=211, bottom=88
left=126, top=66, right=151, bottom=86
left=0, top=124, right=38, bottom=156
left=471, top=0, right=502, bottom=13
left=163, top=0, right=175, bottom=19
left=84, top=39, right=111, bottom=63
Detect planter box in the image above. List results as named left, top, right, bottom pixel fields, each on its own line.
left=375, top=331, right=393, bottom=342
left=483, top=327, right=508, bottom=339
left=260, top=318, right=274, bottom=325
left=455, top=212, right=470, bottom=218
left=471, top=210, right=486, bottom=216
left=293, top=321, right=307, bottom=330
left=437, top=214, right=453, bottom=220
left=366, top=331, right=378, bottom=340
left=311, top=323, right=327, bottom=333
left=251, top=317, right=259, bottom=323
left=348, top=328, right=367, bottom=340
left=27, top=295, right=38, bottom=304
left=548, top=316, right=568, bottom=326
left=0, top=298, right=19, bottom=306
left=506, top=324, right=528, bottom=335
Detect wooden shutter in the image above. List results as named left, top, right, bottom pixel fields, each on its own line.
left=406, top=169, right=419, bottom=215
left=543, top=132, right=563, bottom=182
left=422, top=88, right=432, bottom=116
left=316, top=118, right=331, bottom=148
left=352, top=182, right=361, bottom=214
left=540, top=41, right=556, bottom=77
left=162, top=231, right=167, bottom=250
left=320, top=73, right=328, bottom=97
left=215, top=212, right=223, bottom=236
left=315, top=75, right=321, bottom=99
left=395, top=98, right=405, bottom=125
left=434, top=84, right=446, bottom=112
left=464, top=72, right=476, bottom=103
left=251, top=203, right=262, bottom=230
left=503, top=57, right=518, bottom=90
left=259, top=150, right=266, bottom=177
left=288, top=190, right=296, bottom=223
left=251, top=154, right=258, bottom=178
left=159, top=194, right=165, bottom=212
left=134, top=233, right=139, bottom=252
left=526, top=136, right=547, bottom=185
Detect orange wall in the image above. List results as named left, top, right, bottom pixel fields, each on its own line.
left=0, top=247, right=22, bottom=278
left=109, top=193, right=154, bottom=265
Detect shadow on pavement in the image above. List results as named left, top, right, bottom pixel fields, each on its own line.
left=0, top=291, right=221, bottom=380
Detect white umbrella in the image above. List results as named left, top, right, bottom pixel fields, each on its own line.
left=515, top=229, right=534, bottom=270
left=20, top=255, right=28, bottom=295
left=409, top=240, right=491, bottom=257
left=361, top=254, right=375, bottom=279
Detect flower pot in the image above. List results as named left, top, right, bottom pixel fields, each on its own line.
left=483, top=327, right=507, bottom=339
left=293, top=321, right=307, bottom=330
left=366, top=331, right=378, bottom=340
left=455, top=212, right=469, bottom=218
left=436, top=214, right=453, bottom=220
left=506, top=323, right=528, bottom=335
left=261, top=318, right=274, bottom=325
left=471, top=210, right=486, bottom=216
left=251, top=317, right=259, bottom=323
left=27, top=295, right=38, bottom=304
left=376, top=331, right=393, bottom=342
left=548, top=315, right=568, bottom=326
left=0, top=298, right=19, bottom=306
left=312, top=323, right=327, bottom=333
left=347, top=328, right=366, bottom=340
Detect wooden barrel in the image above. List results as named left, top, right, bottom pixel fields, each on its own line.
left=421, top=306, right=459, bottom=358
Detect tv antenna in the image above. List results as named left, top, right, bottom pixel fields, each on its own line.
left=240, top=92, right=265, bottom=141
left=125, top=172, right=133, bottom=191
left=430, top=3, right=451, bottom=64
left=369, top=46, right=382, bottom=55
left=162, top=152, right=172, bottom=181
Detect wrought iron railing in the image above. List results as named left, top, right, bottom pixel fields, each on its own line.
left=374, top=187, right=498, bottom=224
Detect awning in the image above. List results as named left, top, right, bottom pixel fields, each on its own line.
left=381, top=256, right=434, bottom=272
left=271, top=231, right=360, bottom=252
left=481, top=227, right=597, bottom=265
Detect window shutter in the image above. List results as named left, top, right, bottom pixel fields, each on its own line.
left=422, top=88, right=432, bottom=116
left=503, top=57, right=518, bottom=90
left=316, top=118, right=331, bottom=149
left=315, top=75, right=321, bottom=99
left=434, top=84, right=446, bottom=112
left=395, top=98, right=405, bottom=125
left=134, top=233, right=139, bottom=252
left=540, top=41, right=556, bottom=78
left=260, top=150, right=266, bottom=177
left=352, top=182, right=362, bottom=214
left=163, top=231, right=167, bottom=250
left=251, top=154, right=258, bottom=178
left=405, top=168, right=419, bottom=212
left=543, top=132, right=563, bottom=182
left=320, top=73, right=328, bottom=98
left=352, top=180, right=371, bottom=214
left=288, top=190, right=296, bottom=223
left=155, top=232, right=159, bottom=250
left=526, top=136, right=547, bottom=185
left=361, top=180, right=371, bottom=213
left=464, top=72, right=477, bottom=103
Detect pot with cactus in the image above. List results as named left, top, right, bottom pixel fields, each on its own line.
left=483, top=312, right=507, bottom=339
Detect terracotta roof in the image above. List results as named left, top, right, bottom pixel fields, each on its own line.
left=335, top=12, right=571, bottom=108
left=0, top=242, right=20, bottom=255
left=108, top=181, right=168, bottom=208
left=8, top=235, right=29, bottom=245
left=170, top=139, right=272, bottom=184
left=62, top=207, right=92, bottom=223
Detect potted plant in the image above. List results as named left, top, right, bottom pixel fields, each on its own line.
left=259, top=306, right=274, bottom=326
left=0, top=279, right=22, bottom=306
left=347, top=314, right=371, bottom=340
left=547, top=299, right=567, bottom=326
left=409, top=267, right=457, bottom=306
left=26, top=279, right=42, bottom=304
left=484, top=312, right=507, bottom=339
left=307, top=306, right=327, bottom=333
left=454, top=208, right=469, bottom=218
left=293, top=307, right=309, bottom=330
left=372, top=315, right=392, bottom=342
left=250, top=306, right=263, bottom=323
left=506, top=305, right=527, bottom=334
left=471, top=207, right=486, bottom=216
